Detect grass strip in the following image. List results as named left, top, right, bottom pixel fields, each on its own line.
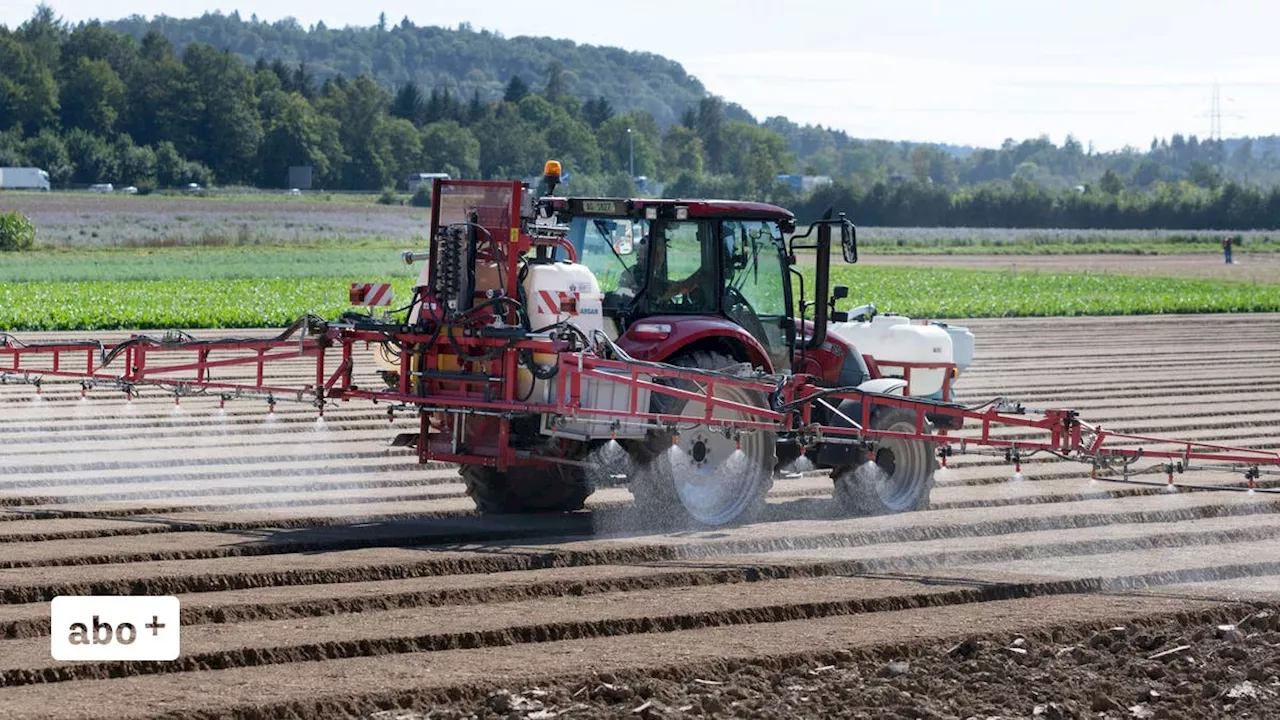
left=2, top=268, right=1277, bottom=331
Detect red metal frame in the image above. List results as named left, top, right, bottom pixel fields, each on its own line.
left=4, top=326, right=1278, bottom=486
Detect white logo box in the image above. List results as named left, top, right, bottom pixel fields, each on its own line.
left=50, top=596, right=181, bottom=662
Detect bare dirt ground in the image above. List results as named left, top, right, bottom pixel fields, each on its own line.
left=4, top=192, right=427, bottom=246
left=860, top=252, right=1280, bottom=283
left=2, top=314, right=1280, bottom=718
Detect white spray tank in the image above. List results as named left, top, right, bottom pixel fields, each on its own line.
left=522, top=258, right=647, bottom=439
left=930, top=321, right=974, bottom=377
left=519, top=259, right=605, bottom=400
left=830, top=309, right=954, bottom=397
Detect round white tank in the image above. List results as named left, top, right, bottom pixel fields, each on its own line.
left=523, top=262, right=604, bottom=337
left=519, top=261, right=606, bottom=399
left=830, top=314, right=954, bottom=396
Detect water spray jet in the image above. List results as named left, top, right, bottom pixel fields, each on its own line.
left=1007, top=445, right=1024, bottom=482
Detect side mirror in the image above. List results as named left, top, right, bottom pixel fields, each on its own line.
left=841, top=220, right=858, bottom=264
left=828, top=284, right=849, bottom=321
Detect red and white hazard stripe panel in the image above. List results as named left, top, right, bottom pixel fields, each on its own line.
left=349, top=282, right=393, bottom=306
left=538, top=290, right=579, bottom=315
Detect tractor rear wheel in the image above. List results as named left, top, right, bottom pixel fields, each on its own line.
left=832, top=407, right=937, bottom=516
left=461, top=463, right=591, bottom=514
left=630, top=350, right=775, bottom=526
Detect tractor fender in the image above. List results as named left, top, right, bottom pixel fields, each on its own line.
left=856, top=378, right=907, bottom=396
left=792, top=320, right=863, bottom=385
left=814, top=378, right=908, bottom=467
left=615, top=315, right=774, bottom=373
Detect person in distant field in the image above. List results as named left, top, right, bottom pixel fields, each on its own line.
left=1222, top=236, right=1234, bottom=264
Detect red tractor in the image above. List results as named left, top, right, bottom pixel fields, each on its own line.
left=6, top=164, right=1273, bottom=529
left=382, top=164, right=948, bottom=526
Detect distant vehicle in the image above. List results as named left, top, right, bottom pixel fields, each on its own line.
left=0, top=167, right=51, bottom=191
left=288, top=188, right=301, bottom=196
left=88, top=183, right=114, bottom=193
left=407, top=172, right=450, bottom=192
left=185, top=183, right=203, bottom=193
left=119, top=186, right=138, bottom=195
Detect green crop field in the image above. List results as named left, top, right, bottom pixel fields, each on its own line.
left=0, top=247, right=421, bottom=283
left=823, top=266, right=1279, bottom=318
left=0, top=278, right=412, bottom=331
left=1, top=245, right=1276, bottom=331
left=848, top=227, right=1280, bottom=255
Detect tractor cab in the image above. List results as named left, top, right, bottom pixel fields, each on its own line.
left=540, top=196, right=857, bottom=378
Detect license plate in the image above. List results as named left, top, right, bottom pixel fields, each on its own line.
left=581, top=200, right=617, bottom=214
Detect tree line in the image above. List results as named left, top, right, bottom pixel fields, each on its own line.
left=791, top=178, right=1280, bottom=230
left=4, top=7, right=1280, bottom=230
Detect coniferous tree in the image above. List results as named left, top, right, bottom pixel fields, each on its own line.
left=503, top=75, right=529, bottom=103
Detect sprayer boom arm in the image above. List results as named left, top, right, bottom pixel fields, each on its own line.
left=3, top=321, right=1277, bottom=488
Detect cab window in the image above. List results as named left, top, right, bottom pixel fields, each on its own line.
left=647, top=220, right=717, bottom=313
left=567, top=217, right=647, bottom=304
left=721, top=220, right=790, bottom=370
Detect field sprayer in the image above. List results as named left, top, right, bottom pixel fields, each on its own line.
left=3, top=162, right=1279, bottom=528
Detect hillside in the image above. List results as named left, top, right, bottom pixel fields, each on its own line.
left=94, top=11, right=1280, bottom=193
left=103, top=12, right=726, bottom=129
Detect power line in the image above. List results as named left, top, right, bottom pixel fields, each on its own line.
left=1211, top=81, right=1221, bottom=141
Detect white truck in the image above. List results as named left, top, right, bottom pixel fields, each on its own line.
left=0, top=167, right=51, bottom=191
left=407, top=172, right=450, bottom=193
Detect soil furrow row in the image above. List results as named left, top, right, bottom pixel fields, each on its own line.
left=9, top=563, right=1280, bottom=687
left=0, top=596, right=1244, bottom=720
left=3, top=505, right=1279, bottom=602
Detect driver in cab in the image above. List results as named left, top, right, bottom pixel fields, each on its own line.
left=616, top=223, right=715, bottom=308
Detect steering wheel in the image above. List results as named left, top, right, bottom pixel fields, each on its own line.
left=659, top=273, right=704, bottom=307
left=684, top=283, right=706, bottom=307
left=724, top=285, right=752, bottom=312
left=724, top=286, right=771, bottom=347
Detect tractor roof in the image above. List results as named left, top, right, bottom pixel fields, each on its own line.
left=543, top=196, right=795, bottom=221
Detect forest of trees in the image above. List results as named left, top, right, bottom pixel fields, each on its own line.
left=5, top=6, right=1280, bottom=229
left=0, top=7, right=796, bottom=198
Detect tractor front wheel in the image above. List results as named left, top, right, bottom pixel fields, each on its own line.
left=461, top=463, right=591, bottom=514
left=630, top=350, right=775, bottom=526
left=832, top=407, right=937, bottom=516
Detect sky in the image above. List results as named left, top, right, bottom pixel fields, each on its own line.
left=5, top=0, right=1280, bottom=152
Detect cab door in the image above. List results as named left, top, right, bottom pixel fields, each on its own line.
left=720, top=220, right=792, bottom=373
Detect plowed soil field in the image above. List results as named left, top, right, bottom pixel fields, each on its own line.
left=3, top=314, right=1280, bottom=719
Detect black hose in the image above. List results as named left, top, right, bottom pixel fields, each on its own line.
left=519, top=348, right=559, bottom=379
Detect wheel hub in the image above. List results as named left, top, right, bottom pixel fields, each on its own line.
left=691, top=439, right=709, bottom=464
left=874, top=447, right=897, bottom=476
